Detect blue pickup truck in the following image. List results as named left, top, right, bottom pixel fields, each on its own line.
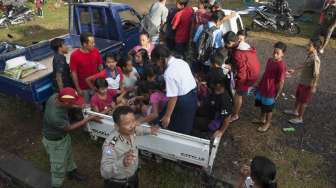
left=0, top=2, right=142, bottom=104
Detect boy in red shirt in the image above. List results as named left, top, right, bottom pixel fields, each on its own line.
left=70, top=32, right=103, bottom=103
left=172, top=0, right=194, bottom=58
left=254, top=42, right=287, bottom=132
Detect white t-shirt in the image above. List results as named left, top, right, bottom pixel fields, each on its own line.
left=164, top=57, right=197, bottom=97
left=123, top=68, right=138, bottom=89
left=149, top=1, right=169, bottom=28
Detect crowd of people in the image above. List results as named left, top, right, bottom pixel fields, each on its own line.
left=41, top=0, right=330, bottom=188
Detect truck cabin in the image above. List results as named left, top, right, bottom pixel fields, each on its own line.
left=71, top=2, right=142, bottom=53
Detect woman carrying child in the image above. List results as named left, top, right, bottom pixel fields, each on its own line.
left=86, top=53, right=124, bottom=93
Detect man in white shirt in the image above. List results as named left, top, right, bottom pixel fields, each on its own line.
left=148, top=0, right=169, bottom=44
left=151, top=45, right=197, bottom=135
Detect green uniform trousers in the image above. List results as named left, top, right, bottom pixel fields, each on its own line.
left=42, top=134, right=77, bottom=187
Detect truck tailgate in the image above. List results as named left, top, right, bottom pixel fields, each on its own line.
left=84, top=109, right=222, bottom=174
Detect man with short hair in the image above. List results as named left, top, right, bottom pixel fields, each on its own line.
left=70, top=32, right=103, bottom=103
left=101, top=106, right=159, bottom=188
left=50, top=38, right=73, bottom=92
left=42, top=87, right=100, bottom=188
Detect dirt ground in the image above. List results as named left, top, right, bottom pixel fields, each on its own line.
left=212, top=38, right=336, bottom=188
left=0, top=38, right=335, bottom=188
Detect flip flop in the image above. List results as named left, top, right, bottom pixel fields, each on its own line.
left=283, top=109, right=299, bottom=116
left=257, top=125, right=271, bottom=133
left=288, top=118, right=304, bottom=125
left=251, top=118, right=266, bottom=124
left=229, top=115, right=240, bottom=123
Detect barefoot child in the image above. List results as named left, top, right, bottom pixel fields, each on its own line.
left=254, top=42, right=287, bottom=132
left=284, top=39, right=321, bottom=124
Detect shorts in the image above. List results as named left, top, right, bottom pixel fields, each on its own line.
left=255, top=92, right=275, bottom=113
left=236, top=80, right=257, bottom=96
left=255, top=99, right=274, bottom=113
left=296, top=84, right=313, bottom=103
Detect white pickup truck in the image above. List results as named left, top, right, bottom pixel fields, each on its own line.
left=83, top=10, right=244, bottom=176
left=83, top=109, right=221, bottom=175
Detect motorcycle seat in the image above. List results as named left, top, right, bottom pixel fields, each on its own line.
left=263, top=11, right=277, bottom=19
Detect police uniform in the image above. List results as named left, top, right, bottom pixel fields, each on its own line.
left=101, top=126, right=151, bottom=188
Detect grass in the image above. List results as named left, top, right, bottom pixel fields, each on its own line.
left=0, top=0, right=68, bottom=46
left=228, top=110, right=333, bottom=188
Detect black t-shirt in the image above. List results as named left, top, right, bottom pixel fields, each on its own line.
left=208, top=91, right=233, bottom=120
left=206, top=67, right=232, bottom=96
left=52, top=53, right=73, bottom=91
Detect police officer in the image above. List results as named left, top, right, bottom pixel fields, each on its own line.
left=42, top=87, right=101, bottom=188
left=101, top=106, right=160, bottom=188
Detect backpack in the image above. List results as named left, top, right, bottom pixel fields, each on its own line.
left=140, top=4, right=159, bottom=37
left=196, top=24, right=218, bottom=62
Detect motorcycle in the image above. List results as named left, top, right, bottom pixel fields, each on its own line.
left=0, top=34, right=24, bottom=55
left=0, top=5, right=35, bottom=28
left=251, top=4, right=300, bottom=35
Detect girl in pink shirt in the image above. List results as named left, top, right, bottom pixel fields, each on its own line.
left=142, top=80, right=167, bottom=123
left=132, top=32, right=155, bottom=58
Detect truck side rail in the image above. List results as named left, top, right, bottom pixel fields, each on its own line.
left=83, top=109, right=222, bottom=174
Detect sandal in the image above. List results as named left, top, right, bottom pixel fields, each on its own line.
left=229, top=115, right=240, bottom=123
left=283, top=109, right=299, bottom=116
left=252, top=118, right=266, bottom=124
left=257, top=124, right=271, bottom=133
left=288, top=118, right=304, bottom=125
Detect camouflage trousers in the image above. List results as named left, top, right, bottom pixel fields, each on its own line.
left=42, top=134, right=77, bottom=187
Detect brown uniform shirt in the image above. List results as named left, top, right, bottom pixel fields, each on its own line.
left=299, top=53, right=321, bottom=87
left=100, top=126, right=151, bottom=180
